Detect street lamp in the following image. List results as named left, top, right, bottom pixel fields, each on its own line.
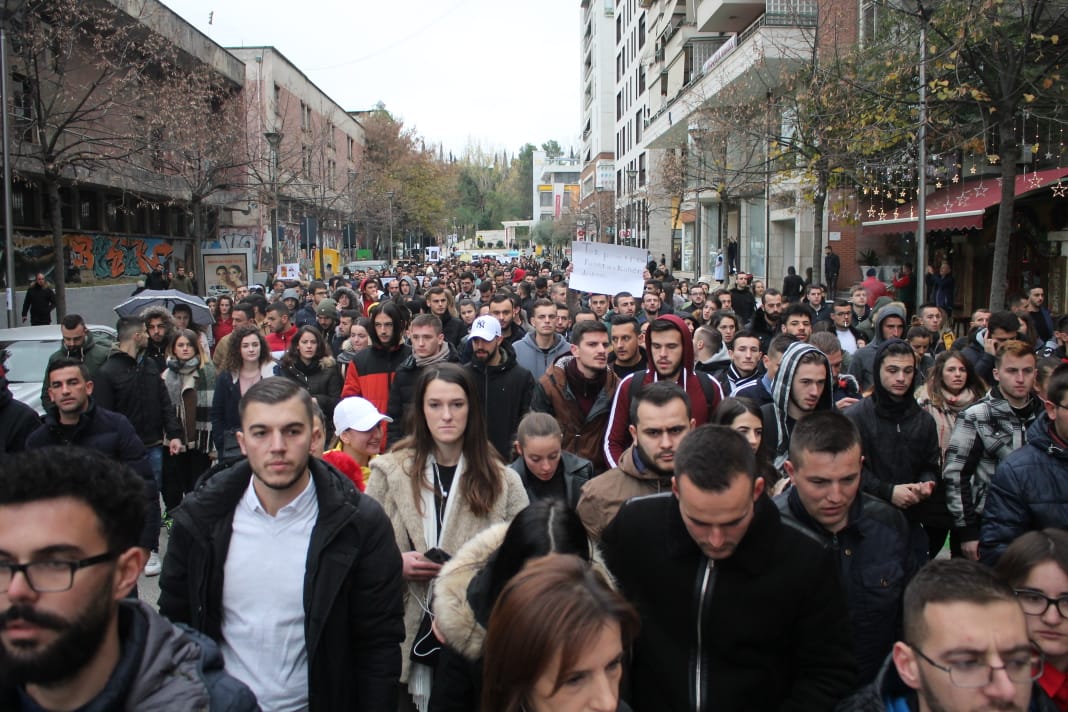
left=264, top=131, right=283, bottom=277
left=386, top=191, right=394, bottom=265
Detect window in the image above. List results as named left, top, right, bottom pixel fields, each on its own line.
left=273, top=84, right=281, bottom=115
left=300, top=101, right=311, bottom=131
left=302, top=145, right=311, bottom=176
left=347, top=136, right=354, bottom=160
left=540, top=192, right=553, bottom=207
left=78, top=190, right=99, bottom=230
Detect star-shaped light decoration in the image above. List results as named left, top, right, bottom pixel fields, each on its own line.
left=957, top=192, right=972, bottom=207
left=969, top=165, right=978, bottom=175
left=972, top=183, right=990, bottom=198
left=952, top=174, right=960, bottom=183
left=1028, top=172, right=1045, bottom=190
left=878, top=209, right=887, bottom=220
left=893, top=208, right=900, bottom=219
left=1052, top=182, right=1068, bottom=198
left=936, top=180, right=943, bottom=188
left=942, top=196, right=955, bottom=212
left=867, top=206, right=877, bottom=218
left=1047, top=152, right=1054, bottom=160
left=988, top=154, right=1001, bottom=164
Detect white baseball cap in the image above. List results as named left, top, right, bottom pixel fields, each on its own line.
left=469, top=315, right=502, bottom=342
left=333, top=396, right=392, bottom=434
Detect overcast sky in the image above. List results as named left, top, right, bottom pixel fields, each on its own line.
left=167, top=0, right=582, bottom=157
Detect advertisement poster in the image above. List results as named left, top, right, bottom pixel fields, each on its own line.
left=202, top=249, right=254, bottom=297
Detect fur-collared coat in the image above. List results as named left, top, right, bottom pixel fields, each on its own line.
left=429, top=523, right=614, bottom=711
left=366, top=449, right=529, bottom=683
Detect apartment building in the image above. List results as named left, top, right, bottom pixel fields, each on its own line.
left=579, top=0, right=617, bottom=243
left=533, top=150, right=582, bottom=224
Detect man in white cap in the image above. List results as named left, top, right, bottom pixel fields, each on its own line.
left=465, top=314, right=535, bottom=461
left=322, top=396, right=392, bottom=491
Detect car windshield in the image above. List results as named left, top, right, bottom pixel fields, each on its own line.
left=1, top=341, right=57, bottom=383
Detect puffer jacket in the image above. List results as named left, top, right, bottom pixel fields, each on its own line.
left=576, top=444, right=672, bottom=539
left=26, top=401, right=156, bottom=549
left=980, top=416, right=1068, bottom=565
left=41, top=330, right=112, bottom=407
left=341, top=341, right=411, bottom=416
left=465, top=341, right=536, bottom=462
left=0, top=600, right=260, bottom=711
left=942, top=387, right=1042, bottom=541
left=366, top=449, right=529, bottom=683
left=530, top=355, right=618, bottom=471
left=513, top=331, right=571, bottom=378
left=429, top=522, right=614, bottom=712
left=510, top=451, right=594, bottom=510
left=276, top=355, right=343, bottom=426
left=776, top=490, right=921, bottom=684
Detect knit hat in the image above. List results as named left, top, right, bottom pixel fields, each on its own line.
left=316, top=298, right=339, bottom=320
left=282, top=288, right=300, bottom=302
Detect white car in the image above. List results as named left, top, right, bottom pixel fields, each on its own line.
left=0, top=324, right=117, bottom=414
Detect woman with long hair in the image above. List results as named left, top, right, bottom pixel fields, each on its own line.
left=171, top=303, right=212, bottom=354
left=210, top=325, right=275, bottom=460
left=212, top=294, right=235, bottom=348
left=711, top=310, right=740, bottom=347
left=510, top=413, right=593, bottom=511
left=480, top=554, right=639, bottom=712
left=994, top=529, right=1068, bottom=711
left=276, top=325, right=343, bottom=440
left=714, top=397, right=779, bottom=490
left=914, top=350, right=988, bottom=457
left=162, top=328, right=216, bottom=514
left=431, top=500, right=605, bottom=711
left=367, top=363, right=529, bottom=711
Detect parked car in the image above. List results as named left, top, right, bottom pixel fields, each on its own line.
left=0, top=324, right=117, bottom=414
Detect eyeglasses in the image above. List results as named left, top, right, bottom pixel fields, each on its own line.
left=1054, top=403, right=1068, bottom=412
left=1015, top=588, right=1068, bottom=617
left=909, top=643, right=1042, bottom=688
left=0, top=552, right=118, bottom=593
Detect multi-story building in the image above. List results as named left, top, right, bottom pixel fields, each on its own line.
left=639, top=0, right=827, bottom=282
left=225, top=47, right=365, bottom=280
left=579, top=0, right=617, bottom=243
left=533, top=150, right=582, bottom=223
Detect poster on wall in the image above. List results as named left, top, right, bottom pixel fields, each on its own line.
left=202, top=249, right=254, bottom=297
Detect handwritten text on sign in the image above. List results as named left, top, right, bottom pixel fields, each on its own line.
left=569, top=241, right=646, bottom=297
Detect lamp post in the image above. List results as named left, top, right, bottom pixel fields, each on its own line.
left=386, top=191, right=395, bottom=265
left=264, top=131, right=282, bottom=278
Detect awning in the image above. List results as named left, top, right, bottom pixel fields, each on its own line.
left=862, top=167, right=1068, bottom=235
left=679, top=209, right=697, bottom=224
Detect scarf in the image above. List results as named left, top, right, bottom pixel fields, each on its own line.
left=164, top=358, right=215, bottom=452
left=414, top=341, right=452, bottom=368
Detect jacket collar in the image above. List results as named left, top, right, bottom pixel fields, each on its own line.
left=666, top=490, right=781, bottom=575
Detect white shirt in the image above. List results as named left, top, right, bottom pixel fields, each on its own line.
left=221, top=474, right=318, bottom=712
left=836, top=327, right=859, bottom=355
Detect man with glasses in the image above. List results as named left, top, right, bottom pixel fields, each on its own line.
left=0, top=447, right=258, bottom=710
left=295, top=280, right=329, bottom=328
left=841, top=559, right=1037, bottom=711
left=831, top=299, right=863, bottom=355
left=980, top=363, right=1068, bottom=565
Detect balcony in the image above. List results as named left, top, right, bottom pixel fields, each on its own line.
left=697, top=0, right=766, bottom=34
left=643, top=13, right=815, bottom=149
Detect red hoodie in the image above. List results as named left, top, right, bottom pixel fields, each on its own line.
left=602, top=314, right=723, bottom=469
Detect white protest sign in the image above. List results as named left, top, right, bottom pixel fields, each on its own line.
left=277, top=262, right=301, bottom=280
left=569, top=241, right=646, bottom=296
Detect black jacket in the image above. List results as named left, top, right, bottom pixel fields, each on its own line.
left=466, top=342, right=535, bottom=461
left=93, top=349, right=183, bottom=446
left=0, top=379, right=39, bottom=454
left=602, top=493, right=856, bottom=712
left=776, top=489, right=921, bottom=684
left=747, top=309, right=781, bottom=353
left=729, top=287, right=756, bottom=323
left=21, top=282, right=55, bottom=324
left=26, top=401, right=156, bottom=549
left=276, top=356, right=343, bottom=427
left=510, top=451, right=593, bottom=510
left=158, top=457, right=405, bottom=712
left=385, top=345, right=460, bottom=447
left=980, top=416, right=1068, bottom=565
left=439, top=311, right=467, bottom=348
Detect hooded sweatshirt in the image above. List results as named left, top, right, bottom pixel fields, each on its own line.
left=512, top=331, right=571, bottom=378
left=760, top=341, right=834, bottom=472
left=847, top=303, right=907, bottom=392
left=844, top=339, right=941, bottom=521
left=602, top=314, right=724, bottom=469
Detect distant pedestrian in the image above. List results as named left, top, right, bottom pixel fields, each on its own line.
left=21, top=272, right=55, bottom=325
left=824, top=245, right=841, bottom=298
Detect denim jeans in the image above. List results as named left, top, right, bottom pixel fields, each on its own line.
left=145, top=446, right=163, bottom=552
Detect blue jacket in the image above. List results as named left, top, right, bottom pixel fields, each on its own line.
left=980, top=415, right=1068, bottom=565
left=776, top=489, right=922, bottom=684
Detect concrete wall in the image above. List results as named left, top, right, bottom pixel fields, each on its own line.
left=0, top=284, right=136, bottom=330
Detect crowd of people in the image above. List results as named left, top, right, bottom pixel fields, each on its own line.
left=1, top=251, right=1068, bottom=712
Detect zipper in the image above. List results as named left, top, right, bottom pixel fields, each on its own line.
left=694, top=559, right=714, bottom=711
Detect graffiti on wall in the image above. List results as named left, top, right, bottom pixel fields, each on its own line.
left=203, top=227, right=266, bottom=272
left=13, top=232, right=180, bottom=283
